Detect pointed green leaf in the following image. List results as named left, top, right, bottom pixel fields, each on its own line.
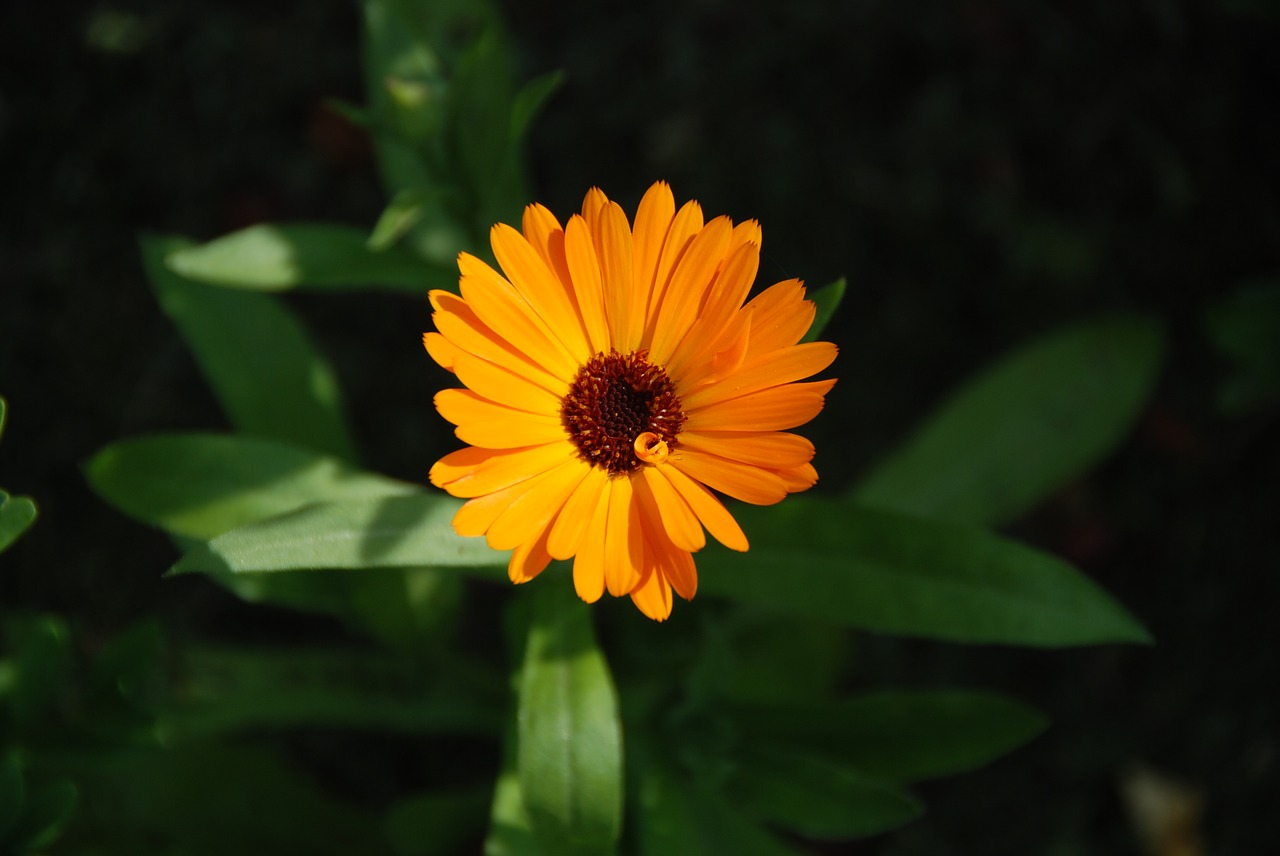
left=510, top=71, right=564, bottom=144
left=802, top=277, right=845, bottom=343
left=159, top=647, right=501, bottom=741
left=737, top=690, right=1048, bottom=783
left=86, top=433, right=417, bottom=541
left=0, top=491, right=37, bottom=554
left=853, top=316, right=1166, bottom=525
left=518, top=583, right=622, bottom=853
left=698, top=498, right=1151, bottom=647
left=635, top=749, right=803, bottom=856
left=165, top=224, right=453, bottom=294
left=170, top=494, right=505, bottom=576
left=142, top=236, right=357, bottom=460
left=731, top=748, right=922, bottom=840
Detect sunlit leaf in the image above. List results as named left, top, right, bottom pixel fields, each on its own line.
left=518, top=583, right=622, bottom=853
left=853, top=316, right=1166, bottom=525
left=169, top=494, right=505, bottom=576
left=699, top=498, right=1151, bottom=647
left=736, top=690, right=1048, bottom=783
left=166, top=223, right=452, bottom=293
left=731, top=747, right=922, bottom=840
left=142, top=236, right=357, bottom=460
left=802, top=277, right=846, bottom=344
left=86, top=433, right=418, bottom=541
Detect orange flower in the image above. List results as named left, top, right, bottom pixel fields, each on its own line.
left=425, top=182, right=837, bottom=620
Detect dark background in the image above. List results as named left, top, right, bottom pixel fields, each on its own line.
left=2, top=0, right=1278, bottom=853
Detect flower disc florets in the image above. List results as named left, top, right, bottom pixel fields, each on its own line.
left=560, top=350, right=685, bottom=476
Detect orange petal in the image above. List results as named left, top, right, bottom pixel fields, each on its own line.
left=669, top=448, right=789, bottom=506
left=628, top=564, right=673, bottom=621
left=642, top=198, right=704, bottom=346
left=433, top=291, right=567, bottom=394
left=664, top=240, right=760, bottom=381
left=686, top=379, right=836, bottom=433
left=572, top=479, right=611, bottom=603
left=581, top=187, right=609, bottom=229
left=648, top=216, right=733, bottom=366
left=450, top=477, right=541, bottom=538
left=508, top=524, right=553, bottom=584
left=423, top=331, right=458, bottom=372
left=453, top=352, right=564, bottom=416
left=655, top=462, right=748, bottom=552
left=547, top=464, right=608, bottom=560
left=432, top=442, right=575, bottom=498
left=681, top=341, right=838, bottom=410
left=678, top=430, right=815, bottom=469
left=521, top=203, right=566, bottom=276
left=745, top=279, right=816, bottom=356
left=604, top=475, right=644, bottom=596
left=631, top=181, right=676, bottom=307
left=773, top=461, right=819, bottom=493
left=491, top=223, right=591, bottom=361
left=564, top=214, right=611, bottom=355
left=486, top=458, right=590, bottom=551
left=597, top=201, right=642, bottom=352
left=636, top=465, right=705, bottom=552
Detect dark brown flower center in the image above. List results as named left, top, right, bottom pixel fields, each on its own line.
left=561, top=350, right=686, bottom=476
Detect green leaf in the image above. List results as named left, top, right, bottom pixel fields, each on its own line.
left=1205, top=280, right=1280, bottom=414
left=736, top=690, right=1048, bottom=783
left=368, top=188, right=434, bottom=252
left=0, top=396, right=6, bottom=441
left=518, top=583, right=623, bottom=853
left=0, top=754, right=24, bottom=841
left=510, top=70, right=564, bottom=145
left=55, top=744, right=391, bottom=856
left=634, top=749, right=802, bottom=856
left=170, top=494, right=506, bottom=576
left=698, top=498, right=1151, bottom=647
left=485, top=724, right=545, bottom=856
left=852, top=316, right=1166, bottom=526
left=8, top=781, right=77, bottom=853
left=384, top=789, right=491, bottom=856
left=86, top=433, right=418, bottom=541
left=731, top=747, right=922, bottom=840
left=802, top=278, right=845, bottom=344
left=141, top=236, right=357, bottom=460
left=0, top=491, right=37, bottom=554
left=165, top=223, right=453, bottom=294
left=158, top=647, right=502, bottom=741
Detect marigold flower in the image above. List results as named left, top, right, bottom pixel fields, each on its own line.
left=425, top=182, right=837, bottom=621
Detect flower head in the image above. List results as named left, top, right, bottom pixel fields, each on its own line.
left=425, top=182, right=837, bottom=621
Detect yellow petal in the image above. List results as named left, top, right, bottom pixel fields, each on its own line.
left=686, top=379, right=836, bottom=433
left=669, top=448, right=789, bottom=506
left=547, top=464, right=608, bottom=560
left=682, top=342, right=838, bottom=410
left=491, top=223, right=591, bottom=361
left=678, top=430, right=815, bottom=469
left=572, top=479, right=611, bottom=603
left=604, top=475, right=643, bottom=596
left=648, top=216, right=733, bottom=365
left=564, top=214, right=611, bottom=355
left=655, top=462, right=748, bottom=552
